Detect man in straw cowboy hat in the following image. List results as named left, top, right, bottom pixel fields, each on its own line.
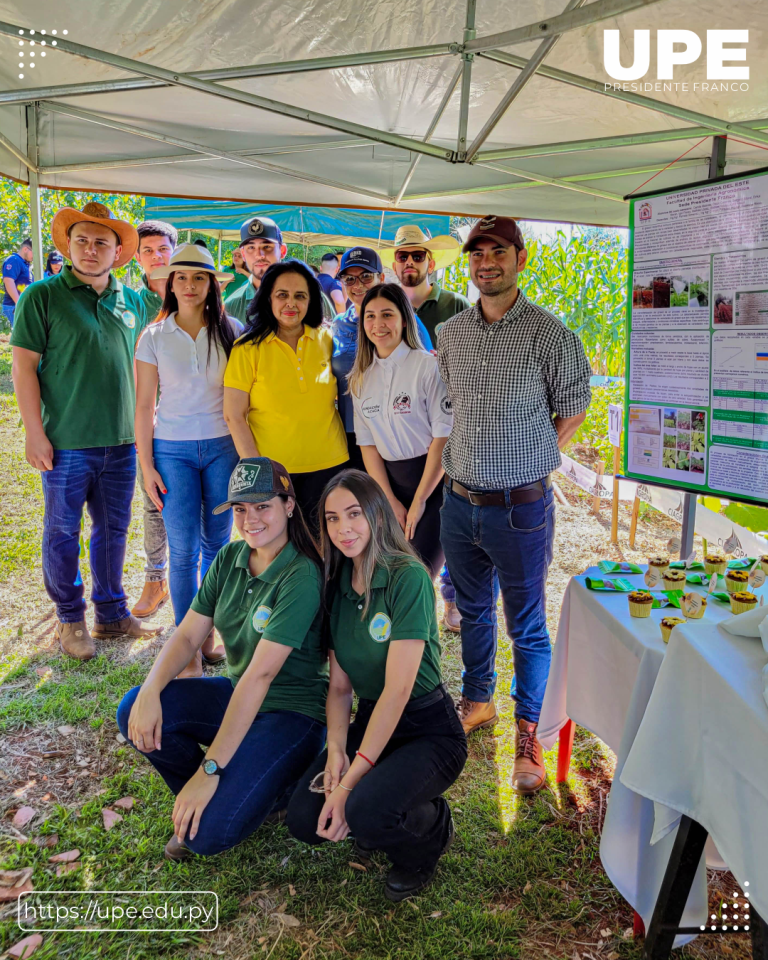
left=11, top=201, right=162, bottom=661
left=389, top=224, right=471, bottom=634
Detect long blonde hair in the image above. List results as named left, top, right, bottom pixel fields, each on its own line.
left=347, top=283, right=427, bottom=398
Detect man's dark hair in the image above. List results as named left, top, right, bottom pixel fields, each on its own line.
left=193, top=238, right=209, bottom=249
left=241, top=260, right=324, bottom=345
left=136, top=220, right=178, bottom=247
left=20, top=238, right=32, bottom=249
left=321, top=252, right=340, bottom=263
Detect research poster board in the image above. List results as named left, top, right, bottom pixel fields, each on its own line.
left=624, top=167, right=768, bottom=506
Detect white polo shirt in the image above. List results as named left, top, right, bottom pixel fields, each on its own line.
left=135, top=311, right=243, bottom=441
left=352, top=340, right=452, bottom=461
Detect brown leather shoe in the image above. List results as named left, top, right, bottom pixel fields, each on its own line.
left=164, top=835, right=193, bottom=861
left=91, top=615, right=162, bottom=640
left=456, top=696, right=498, bottom=735
left=441, top=601, right=462, bottom=633
left=131, top=580, right=169, bottom=619
left=177, top=649, right=203, bottom=680
left=512, top=718, right=546, bottom=795
left=55, top=621, right=96, bottom=661
left=201, top=629, right=226, bottom=665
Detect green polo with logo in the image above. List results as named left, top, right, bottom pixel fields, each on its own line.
left=330, top=557, right=442, bottom=701
left=10, top=266, right=148, bottom=450
left=137, top=274, right=164, bottom=321
left=224, top=277, right=256, bottom=323
left=191, top=539, right=328, bottom=723
left=224, top=272, right=249, bottom=301
left=415, top=283, right=471, bottom=344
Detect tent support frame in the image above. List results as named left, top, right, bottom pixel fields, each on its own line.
left=456, top=0, right=477, bottom=160
left=25, top=103, right=43, bottom=281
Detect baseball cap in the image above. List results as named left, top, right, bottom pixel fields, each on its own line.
left=462, top=215, right=525, bottom=253
left=239, top=216, right=283, bottom=247
left=213, top=458, right=295, bottom=515
left=339, top=246, right=382, bottom=274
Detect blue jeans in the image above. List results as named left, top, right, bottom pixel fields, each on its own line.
left=41, top=445, right=136, bottom=623
left=439, top=481, right=555, bottom=722
left=2, top=303, right=15, bottom=328
left=116, top=677, right=326, bottom=856
left=152, top=436, right=240, bottom=626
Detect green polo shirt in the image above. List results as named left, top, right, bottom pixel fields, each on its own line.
left=415, top=284, right=471, bottom=344
left=191, top=539, right=328, bottom=724
left=224, top=272, right=249, bottom=300
left=330, top=557, right=442, bottom=701
left=137, top=274, right=164, bottom=321
left=224, top=277, right=256, bottom=323
left=10, top=266, right=148, bottom=450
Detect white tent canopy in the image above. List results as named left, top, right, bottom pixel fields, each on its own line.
left=1, top=0, right=767, bottom=278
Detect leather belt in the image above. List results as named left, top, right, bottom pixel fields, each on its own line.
left=444, top=475, right=552, bottom=507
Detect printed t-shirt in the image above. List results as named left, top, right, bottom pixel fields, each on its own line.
left=191, top=539, right=328, bottom=723
left=2, top=253, right=33, bottom=306
left=10, top=266, right=148, bottom=449
left=330, top=556, right=442, bottom=701
left=223, top=325, right=348, bottom=473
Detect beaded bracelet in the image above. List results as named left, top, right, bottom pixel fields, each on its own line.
left=356, top=750, right=375, bottom=768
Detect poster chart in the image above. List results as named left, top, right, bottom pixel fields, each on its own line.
left=625, top=169, right=768, bottom=504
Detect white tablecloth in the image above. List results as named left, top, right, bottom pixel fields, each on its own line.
left=538, top=566, right=766, bottom=943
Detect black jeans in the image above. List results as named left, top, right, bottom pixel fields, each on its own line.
left=286, top=685, right=467, bottom=872
left=385, top=454, right=444, bottom=577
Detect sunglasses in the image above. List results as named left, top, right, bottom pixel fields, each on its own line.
left=341, top=272, right=376, bottom=287
left=394, top=249, right=429, bottom=264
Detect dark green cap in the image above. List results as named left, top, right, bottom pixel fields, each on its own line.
left=213, top=457, right=295, bottom=515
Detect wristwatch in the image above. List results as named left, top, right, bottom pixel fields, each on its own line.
left=201, top=758, right=225, bottom=778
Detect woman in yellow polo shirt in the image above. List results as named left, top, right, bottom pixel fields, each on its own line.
left=223, top=261, right=348, bottom=531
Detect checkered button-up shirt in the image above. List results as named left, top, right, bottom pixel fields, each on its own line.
left=437, top=291, right=592, bottom=490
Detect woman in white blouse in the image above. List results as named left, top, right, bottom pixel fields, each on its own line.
left=347, top=283, right=452, bottom=576
left=135, top=245, right=243, bottom=676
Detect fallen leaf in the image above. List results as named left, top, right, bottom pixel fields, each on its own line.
left=280, top=855, right=290, bottom=868
left=56, top=863, right=80, bottom=877
left=257, top=937, right=267, bottom=944
left=572, top=952, right=581, bottom=960
left=407, top=901, right=419, bottom=911
left=348, top=862, right=367, bottom=872
left=12, top=807, right=36, bottom=829
left=623, top=927, right=633, bottom=939
left=0, top=868, right=33, bottom=888
left=607, top=953, right=619, bottom=959
left=76, top=759, right=91, bottom=767
left=288, top=884, right=296, bottom=896
left=429, top=911, right=443, bottom=918
left=600, top=928, right=611, bottom=938
left=57, top=725, right=75, bottom=736
left=115, top=733, right=126, bottom=744
left=32, top=834, right=58, bottom=848
left=339, top=878, right=347, bottom=887
left=113, top=796, right=134, bottom=811
left=35, top=667, right=51, bottom=677
left=102, top=808, right=123, bottom=831
left=49, top=849, right=80, bottom=863
left=271, top=913, right=300, bottom=928
left=523, top=880, right=532, bottom=894
left=275, top=901, right=288, bottom=913
left=8, top=933, right=43, bottom=958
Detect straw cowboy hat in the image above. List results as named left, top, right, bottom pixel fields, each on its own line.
left=51, top=201, right=139, bottom=269
left=384, top=225, right=462, bottom=271
left=149, top=243, right=234, bottom=282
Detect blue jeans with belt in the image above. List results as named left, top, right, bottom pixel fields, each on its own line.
left=41, top=444, right=136, bottom=623
left=439, top=480, right=555, bottom=722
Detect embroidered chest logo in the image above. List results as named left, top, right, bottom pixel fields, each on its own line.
left=230, top=463, right=260, bottom=493
left=252, top=604, right=272, bottom=633
left=440, top=396, right=452, bottom=415
left=369, top=612, right=392, bottom=642
left=393, top=393, right=411, bottom=415
left=362, top=398, right=381, bottom=419
left=121, top=310, right=136, bottom=329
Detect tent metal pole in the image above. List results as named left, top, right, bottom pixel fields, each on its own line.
left=393, top=63, right=463, bottom=205
left=217, top=232, right=222, bottom=271
left=0, top=131, right=36, bottom=170
left=0, top=45, right=455, bottom=105
left=477, top=51, right=768, bottom=152
left=463, top=0, right=664, bottom=54
left=0, top=22, right=451, bottom=162
left=464, top=0, right=586, bottom=163
left=456, top=0, right=477, bottom=159
left=477, top=161, right=627, bottom=203
left=40, top=101, right=392, bottom=203
left=25, top=104, right=44, bottom=282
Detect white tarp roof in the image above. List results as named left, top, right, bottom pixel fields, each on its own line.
left=0, top=0, right=767, bottom=227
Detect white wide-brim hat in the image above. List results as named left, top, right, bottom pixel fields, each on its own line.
left=150, top=243, right=233, bottom=282
left=381, top=225, right=463, bottom=271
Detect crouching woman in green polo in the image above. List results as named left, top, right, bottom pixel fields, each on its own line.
left=286, top=469, right=467, bottom=901
left=116, top=457, right=328, bottom=860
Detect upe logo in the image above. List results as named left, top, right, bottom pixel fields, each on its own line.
left=638, top=202, right=652, bottom=222
left=603, top=29, right=748, bottom=81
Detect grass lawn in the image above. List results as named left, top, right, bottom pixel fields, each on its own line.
left=0, top=338, right=744, bottom=960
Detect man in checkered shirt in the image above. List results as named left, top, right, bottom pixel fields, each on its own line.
left=438, top=215, right=591, bottom=795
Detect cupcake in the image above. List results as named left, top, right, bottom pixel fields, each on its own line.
left=660, top=617, right=686, bottom=643
left=648, top=555, right=670, bottom=576
left=681, top=593, right=707, bottom=619
left=661, top=570, right=686, bottom=591
left=725, top=569, right=749, bottom=594
left=704, top=554, right=727, bottom=577
left=760, top=555, right=768, bottom=575
left=628, top=591, right=654, bottom=618
left=730, top=591, right=758, bottom=615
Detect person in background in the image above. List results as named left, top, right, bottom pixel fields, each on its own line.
left=225, top=216, right=287, bottom=324
left=286, top=470, right=466, bottom=902
left=10, top=202, right=161, bottom=660
left=131, top=219, right=178, bottom=621
left=223, top=247, right=250, bottom=300
left=117, top=458, right=328, bottom=861
left=390, top=224, right=471, bottom=633
left=44, top=251, right=64, bottom=279
left=223, top=260, right=348, bottom=532
left=332, top=248, right=432, bottom=472
left=348, top=284, right=450, bottom=577
left=135, top=245, right=243, bottom=678
left=438, top=215, right=591, bottom=794
left=316, top=252, right=345, bottom=314
left=193, top=238, right=209, bottom=250
left=2, top=238, right=34, bottom=328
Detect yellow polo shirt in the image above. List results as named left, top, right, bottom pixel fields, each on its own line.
left=224, top=325, right=348, bottom=473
